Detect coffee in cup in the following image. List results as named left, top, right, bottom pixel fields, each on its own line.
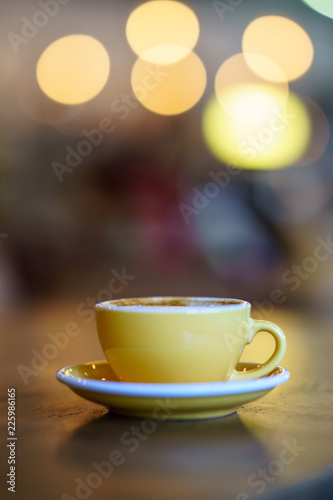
left=95, top=297, right=286, bottom=383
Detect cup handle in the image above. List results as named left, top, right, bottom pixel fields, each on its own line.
left=230, top=319, right=286, bottom=381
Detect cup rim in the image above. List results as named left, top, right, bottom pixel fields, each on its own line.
left=95, top=297, right=250, bottom=313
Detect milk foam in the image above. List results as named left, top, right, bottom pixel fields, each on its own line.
left=95, top=297, right=249, bottom=313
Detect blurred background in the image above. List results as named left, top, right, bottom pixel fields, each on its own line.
left=2, top=6, right=333, bottom=498
left=1, top=0, right=333, bottom=315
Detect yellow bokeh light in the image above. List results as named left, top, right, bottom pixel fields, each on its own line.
left=131, top=51, right=206, bottom=116
left=36, top=35, right=110, bottom=105
left=215, top=53, right=289, bottom=123
left=202, top=88, right=311, bottom=170
left=242, top=16, right=314, bottom=82
left=136, top=44, right=191, bottom=66
left=126, top=1, right=199, bottom=64
left=219, top=84, right=289, bottom=125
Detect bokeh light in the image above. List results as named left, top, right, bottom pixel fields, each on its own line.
left=302, top=0, right=333, bottom=19
left=126, top=1, right=199, bottom=64
left=242, top=16, right=314, bottom=82
left=202, top=89, right=311, bottom=170
left=215, top=53, right=288, bottom=123
left=131, top=51, right=206, bottom=116
left=37, top=35, right=110, bottom=105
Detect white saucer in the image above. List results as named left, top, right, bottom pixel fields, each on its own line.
left=56, top=361, right=289, bottom=420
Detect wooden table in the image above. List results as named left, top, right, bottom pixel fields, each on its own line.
left=1, top=302, right=333, bottom=500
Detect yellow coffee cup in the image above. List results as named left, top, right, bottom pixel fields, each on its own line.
left=95, top=297, right=286, bottom=383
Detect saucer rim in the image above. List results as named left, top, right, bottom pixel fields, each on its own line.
left=56, top=361, right=290, bottom=398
